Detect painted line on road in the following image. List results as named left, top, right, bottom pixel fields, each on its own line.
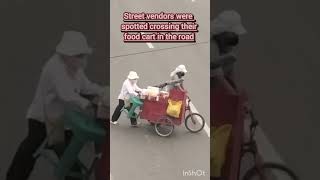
left=244, top=118, right=285, bottom=167
left=255, top=126, right=285, bottom=163
left=146, top=42, right=154, bottom=49
left=110, top=41, right=209, bottom=59
left=141, top=32, right=154, bottom=49
left=189, top=102, right=210, bottom=137
left=250, top=123, right=287, bottom=179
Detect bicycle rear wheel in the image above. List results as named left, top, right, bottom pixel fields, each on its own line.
left=154, top=117, right=174, bottom=137
left=242, top=162, right=299, bottom=180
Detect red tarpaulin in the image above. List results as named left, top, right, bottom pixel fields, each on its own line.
left=140, top=88, right=187, bottom=125
left=211, top=85, right=246, bottom=180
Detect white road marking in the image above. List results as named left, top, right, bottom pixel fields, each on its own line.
left=141, top=32, right=154, bottom=49
left=243, top=118, right=286, bottom=179
left=146, top=42, right=154, bottom=49
left=110, top=173, right=114, bottom=180
left=244, top=118, right=284, bottom=163
left=256, top=129, right=285, bottom=163
left=189, top=102, right=210, bottom=137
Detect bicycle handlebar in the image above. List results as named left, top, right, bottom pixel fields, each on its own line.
left=166, top=78, right=184, bottom=85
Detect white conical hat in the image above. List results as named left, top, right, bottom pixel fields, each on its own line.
left=56, top=31, right=92, bottom=56
left=176, top=64, right=187, bottom=73
left=127, top=71, right=139, bottom=79
left=211, top=10, right=247, bottom=37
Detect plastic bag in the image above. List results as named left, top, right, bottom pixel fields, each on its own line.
left=166, top=99, right=182, bottom=118
left=211, top=124, right=232, bottom=178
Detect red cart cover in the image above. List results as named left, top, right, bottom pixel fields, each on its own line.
left=212, top=85, right=245, bottom=180
left=140, top=88, right=187, bottom=125
left=140, top=96, right=168, bottom=122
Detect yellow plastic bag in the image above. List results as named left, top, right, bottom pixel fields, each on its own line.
left=166, top=99, right=182, bottom=118
left=211, top=124, right=232, bottom=178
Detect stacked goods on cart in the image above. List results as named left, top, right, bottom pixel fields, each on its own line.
left=142, top=86, right=170, bottom=101
left=147, top=86, right=159, bottom=96
left=160, top=91, right=169, bottom=98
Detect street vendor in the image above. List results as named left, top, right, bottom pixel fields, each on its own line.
left=162, top=64, right=187, bottom=91
left=211, top=10, right=247, bottom=179
left=111, top=71, right=143, bottom=126
left=210, top=10, right=247, bottom=95
left=6, top=30, right=107, bottom=180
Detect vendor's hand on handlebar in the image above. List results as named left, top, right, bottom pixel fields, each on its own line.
left=158, top=83, right=167, bottom=88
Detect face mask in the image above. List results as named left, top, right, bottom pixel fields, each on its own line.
left=63, top=56, right=82, bottom=73
left=177, top=72, right=185, bottom=78
left=130, top=79, right=138, bottom=84
left=213, top=32, right=239, bottom=54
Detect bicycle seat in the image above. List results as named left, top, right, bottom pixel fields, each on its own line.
left=63, top=110, right=105, bottom=143
left=130, top=97, right=143, bottom=106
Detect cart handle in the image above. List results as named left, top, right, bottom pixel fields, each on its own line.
left=166, top=78, right=184, bottom=85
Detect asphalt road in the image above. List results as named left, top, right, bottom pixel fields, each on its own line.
left=110, top=0, right=210, bottom=180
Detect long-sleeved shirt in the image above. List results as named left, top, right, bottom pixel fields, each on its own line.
left=165, top=73, right=184, bottom=91
left=211, top=40, right=236, bottom=76
left=211, top=41, right=224, bottom=77
left=26, top=54, right=104, bottom=122
left=117, top=79, right=142, bottom=100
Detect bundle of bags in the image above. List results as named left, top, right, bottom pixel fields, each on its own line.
left=142, top=86, right=170, bottom=99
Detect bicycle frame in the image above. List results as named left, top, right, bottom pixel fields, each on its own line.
left=185, top=96, right=191, bottom=111
left=33, top=98, right=105, bottom=180
left=241, top=110, right=268, bottom=179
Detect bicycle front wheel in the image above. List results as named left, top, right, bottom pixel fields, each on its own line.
left=185, top=113, right=205, bottom=133
left=242, top=162, right=299, bottom=180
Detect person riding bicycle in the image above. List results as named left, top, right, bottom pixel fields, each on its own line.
left=111, top=71, right=143, bottom=126
left=211, top=10, right=247, bottom=95
left=6, top=31, right=106, bottom=180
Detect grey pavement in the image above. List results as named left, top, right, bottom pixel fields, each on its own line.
left=110, top=0, right=210, bottom=179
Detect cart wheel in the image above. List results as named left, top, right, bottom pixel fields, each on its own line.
left=242, top=162, right=299, bottom=180
left=185, top=113, right=205, bottom=133
left=154, top=118, right=174, bottom=137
